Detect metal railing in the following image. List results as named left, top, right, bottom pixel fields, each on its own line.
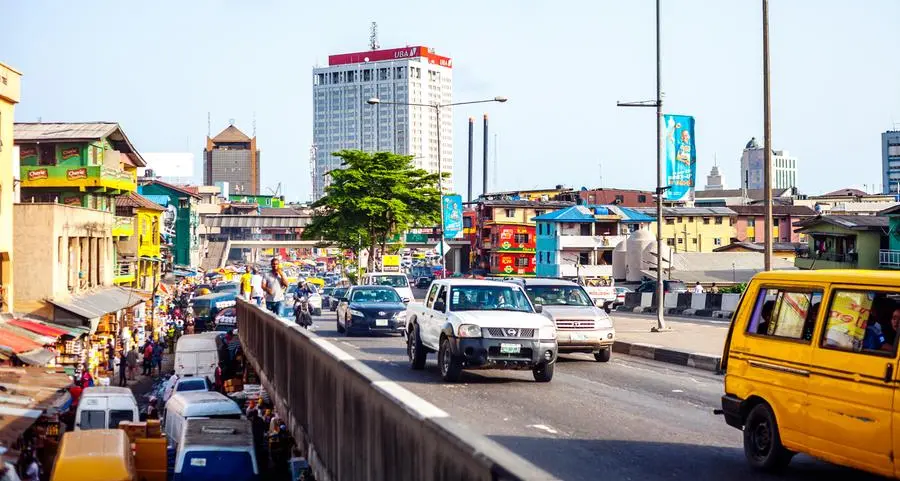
left=881, top=249, right=900, bottom=268
left=237, top=300, right=555, bottom=481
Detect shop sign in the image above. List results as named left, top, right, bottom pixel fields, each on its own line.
left=63, top=196, right=82, bottom=206
left=61, top=147, right=81, bottom=161
left=67, top=168, right=88, bottom=180
left=27, top=168, right=49, bottom=180
left=19, top=146, right=37, bottom=159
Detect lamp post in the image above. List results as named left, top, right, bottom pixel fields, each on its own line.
left=616, top=0, right=667, bottom=332
left=366, top=96, right=508, bottom=276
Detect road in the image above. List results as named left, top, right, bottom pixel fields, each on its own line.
left=306, top=309, right=884, bottom=481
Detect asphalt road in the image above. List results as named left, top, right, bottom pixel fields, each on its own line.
left=307, top=310, right=885, bottom=481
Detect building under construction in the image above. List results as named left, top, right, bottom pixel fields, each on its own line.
left=204, top=123, right=260, bottom=195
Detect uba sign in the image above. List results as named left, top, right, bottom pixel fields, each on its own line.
left=329, top=45, right=452, bottom=69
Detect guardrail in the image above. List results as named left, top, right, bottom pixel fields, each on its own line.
left=236, top=299, right=557, bottom=481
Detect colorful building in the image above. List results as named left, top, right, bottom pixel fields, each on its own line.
left=114, top=192, right=164, bottom=291
left=634, top=207, right=737, bottom=253
left=793, top=215, right=889, bottom=270
left=0, top=61, right=21, bottom=313
left=228, top=194, right=284, bottom=208
left=474, top=199, right=572, bottom=276
left=880, top=204, right=900, bottom=269
left=138, top=180, right=201, bottom=268
left=728, top=205, right=817, bottom=243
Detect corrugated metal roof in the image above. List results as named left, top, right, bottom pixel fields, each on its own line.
left=795, top=215, right=889, bottom=231
left=48, top=287, right=145, bottom=320
left=204, top=215, right=310, bottom=228
left=8, top=319, right=69, bottom=338
left=142, top=194, right=170, bottom=207
left=139, top=179, right=201, bottom=199
left=0, top=323, right=57, bottom=346
left=634, top=207, right=736, bottom=216
left=0, top=327, right=41, bottom=353
left=116, top=192, right=166, bottom=212
left=13, top=122, right=147, bottom=167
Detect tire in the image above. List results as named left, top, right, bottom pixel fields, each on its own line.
left=532, top=362, right=554, bottom=382
left=603, top=303, right=612, bottom=314
left=336, top=314, right=345, bottom=333
left=313, top=308, right=322, bottom=316
left=438, top=337, right=463, bottom=382
left=743, top=403, right=793, bottom=471
left=407, top=325, right=427, bottom=370
left=594, top=348, right=612, bottom=362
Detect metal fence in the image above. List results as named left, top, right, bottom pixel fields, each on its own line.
left=237, top=299, right=557, bottom=481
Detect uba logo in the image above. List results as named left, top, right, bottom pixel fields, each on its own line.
left=393, top=47, right=418, bottom=59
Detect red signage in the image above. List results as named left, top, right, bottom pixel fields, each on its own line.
left=66, top=168, right=88, bottom=180
left=19, top=146, right=37, bottom=159
left=27, top=169, right=48, bottom=181
left=328, top=46, right=452, bottom=68
left=494, top=225, right=536, bottom=251
left=63, top=196, right=82, bottom=206
left=60, top=147, right=80, bottom=160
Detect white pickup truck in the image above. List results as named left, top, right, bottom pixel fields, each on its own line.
left=405, top=279, right=558, bottom=382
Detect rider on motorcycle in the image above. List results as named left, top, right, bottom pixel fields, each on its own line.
left=294, top=281, right=315, bottom=327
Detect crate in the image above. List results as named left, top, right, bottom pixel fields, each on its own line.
left=118, top=421, right=147, bottom=442
left=146, top=419, right=162, bottom=438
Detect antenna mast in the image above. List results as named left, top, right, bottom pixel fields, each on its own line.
left=207, top=112, right=211, bottom=137
left=369, top=22, right=379, bottom=50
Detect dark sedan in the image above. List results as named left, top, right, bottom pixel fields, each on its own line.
left=329, top=287, right=348, bottom=311
left=335, top=286, right=407, bottom=336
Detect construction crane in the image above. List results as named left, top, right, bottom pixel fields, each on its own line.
left=267, top=183, right=282, bottom=197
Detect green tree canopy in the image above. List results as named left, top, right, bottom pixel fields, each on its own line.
left=302, top=150, right=443, bottom=270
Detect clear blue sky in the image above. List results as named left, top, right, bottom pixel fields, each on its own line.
left=4, top=0, right=899, bottom=201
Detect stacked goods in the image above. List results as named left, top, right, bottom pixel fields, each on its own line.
left=118, top=421, right=148, bottom=442
left=224, top=377, right=244, bottom=393
left=146, top=419, right=162, bottom=438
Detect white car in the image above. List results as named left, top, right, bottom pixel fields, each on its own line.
left=405, top=279, right=558, bottom=382
left=362, top=272, right=414, bottom=303
left=287, top=283, right=323, bottom=316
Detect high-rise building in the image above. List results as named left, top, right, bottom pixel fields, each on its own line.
left=882, top=130, right=900, bottom=194
left=204, top=124, right=259, bottom=195
left=704, top=164, right=725, bottom=190
left=312, top=45, right=453, bottom=200
left=740, top=137, right=798, bottom=191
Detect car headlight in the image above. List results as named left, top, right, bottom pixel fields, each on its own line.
left=457, top=324, right=482, bottom=338
left=539, top=326, right=557, bottom=340
left=594, top=314, right=613, bottom=328
left=349, top=309, right=365, bottom=317
left=391, top=312, right=405, bottom=320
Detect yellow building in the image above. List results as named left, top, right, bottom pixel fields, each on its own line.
left=114, top=192, right=164, bottom=291
left=0, top=62, right=21, bottom=313
left=637, top=207, right=737, bottom=253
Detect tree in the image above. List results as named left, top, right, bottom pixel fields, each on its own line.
left=303, top=150, right=443, bottom=271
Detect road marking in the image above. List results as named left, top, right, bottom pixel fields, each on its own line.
left=528, top=424, right=558, bottom=435
left=672, top=389, right=684, bottom=393
left=372, top=380, right=449, bottom=419
left=340, top=341, right=360, bottom=349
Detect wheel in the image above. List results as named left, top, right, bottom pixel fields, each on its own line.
left=336, top=314, right=345, bottom=333
left=438, top=337, right=462, bottom=382
left=313, top=308, right=322, bottom=316
left=532, top=362, right=555, bottom=382
left=407, top=325, right=427, bottom=370
left=594, top=348, right=611, bottom=362
left=743, top=403, right=794, bottom=471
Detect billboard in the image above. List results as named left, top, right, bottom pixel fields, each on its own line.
left=442, top=195, right=464, bottom=240
left=663, top=114, right=696, bottom=201
left=328, top=46, right=452, bottom=68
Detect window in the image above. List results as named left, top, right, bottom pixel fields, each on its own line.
left=715, top=217, right=723, bottom=224
left=578, top=252, right=590, bottom=265
left=677, top=238, right=684, bottom=244
left=79, top=410, right=106, bottom=430
left=692, top=238, right=698, bottom=245
left=108, top=410, right=134, bottom=429
left=39, top=144, right=56, bottom=165
left=535, top=210, right=545, bottom=216
left=515, top=257, right=529, bottom=267
left=504, top=209, right=515, bottom=218
left=676, top=217, right=683, bottom=223
left=538, top=224, right=544, bottom=235
left=638, top=195, right=647, bottom=203
left=665, top=218, right=675, bottom=225
left=688, top=217, right=694, bottom=223
left=666, top=238, right=675, bottom=246
left=702, top=217, right=710, bottom=225
left=748, top=217, right=756, bottom=227
left=714, top=238, right=722, bottom=246
left=463, top=217, right=473, bottom=228
left=746, top=287, right=823, bottom=341
left=538, top=252, right=544, bottom=263
left=614, top=195, right=625, bottom=203
left=514, top=233, right=529, bottom=244
left=821, top=290, right=900, bottom=355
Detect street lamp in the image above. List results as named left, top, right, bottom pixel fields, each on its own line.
left=366, top=96, right=508, bottom=276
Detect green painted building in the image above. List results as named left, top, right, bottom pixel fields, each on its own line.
left=228, top=194, right=284, bottom=208
left=794, top=215, right=889, bottom=270
left=879, top=205, right=900, bottom=269
left=139, top=180, right=201, bottom=268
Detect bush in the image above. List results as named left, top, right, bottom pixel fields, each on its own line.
left=719, top=283, right=746, bottom=294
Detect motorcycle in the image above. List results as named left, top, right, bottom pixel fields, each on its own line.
left=294, top=295, right=313, bottom=328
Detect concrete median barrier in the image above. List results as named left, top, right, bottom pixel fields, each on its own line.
left=236, top=299, right=558, bottom=481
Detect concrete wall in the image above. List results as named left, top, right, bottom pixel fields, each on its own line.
left=13, top=203, right=114, bottom=314
left=0, top=62, right=21, bottom=313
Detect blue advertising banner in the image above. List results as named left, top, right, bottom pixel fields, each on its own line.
left=442, top=195, right=464, bottom=239
left=664, top=114, right=697, bottom=201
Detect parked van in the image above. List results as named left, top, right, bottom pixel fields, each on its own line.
left=362, top=272, right=414, bottom=303
left=75, top=386, right=139, bottom=431
left=164, top=391, right=242, bottom=445
left=175, top=333, right=223, bottom=382
left=720, top=270, right=900, bottom=478
left=50, top=429, right=136, bottom=481
left=192, top=292, right=236, bottom=332
left=174, top=418, right=258, bottom=481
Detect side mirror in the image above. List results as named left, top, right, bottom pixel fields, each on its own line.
left=534, top=304, right=543, bottom=314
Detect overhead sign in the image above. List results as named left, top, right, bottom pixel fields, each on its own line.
left=663, top=114, right=697, bottom=201
left=441, top=195, right=463, bottom=240
left=328, top=46, right=452, bottom=68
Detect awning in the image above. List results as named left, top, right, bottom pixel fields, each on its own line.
left=0, top=328, right=42, bottom=353
left=16, top=349, right=56, bottom=366
left=7, top=319, right=70, bottom=338
left=0, top=323, right=57, bottom=346
left=48, top=287, right=145, bottom=321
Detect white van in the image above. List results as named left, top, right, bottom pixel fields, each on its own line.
left=75, top=386, right=139, bottom=431
left=175, top=333, right=222, bottom=382
left=362, top=272, right=414, bottom=303
left=163, top=391, right=242, bottom=445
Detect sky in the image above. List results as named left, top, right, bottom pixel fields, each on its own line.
left=4, top=0, right=900, bottom=201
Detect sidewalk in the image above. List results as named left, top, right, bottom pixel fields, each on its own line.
left=612, top=314, right=727, bottom=373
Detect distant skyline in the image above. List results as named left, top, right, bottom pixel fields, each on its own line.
left=3, top=0, right=899, bottom=201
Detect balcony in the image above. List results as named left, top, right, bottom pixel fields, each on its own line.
left=558, top=235, right=626, bottom=250
left=881, top=250, right=900, bottom=269
left=794, top=249, right=857, bottom=270
left=112, top=216, right=135, bottom=237
left=559, top=264, right=613, bottom=278
left=20, top=165, right=137, bottom=192
left=114, top=260, right=136, bottom=285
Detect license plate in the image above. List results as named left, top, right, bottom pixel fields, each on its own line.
left=500, top=343, right=521, bottom=354
left=571, top=334, right=589, bottom=341
left=375, top=319, right=388, bottom=327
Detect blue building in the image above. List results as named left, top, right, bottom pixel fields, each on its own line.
left=533, top=205, right=653, bottom=279
left=883, top=130, right=900, bottom=195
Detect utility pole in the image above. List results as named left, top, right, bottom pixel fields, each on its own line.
left=762, top=0, right=774, bottom=271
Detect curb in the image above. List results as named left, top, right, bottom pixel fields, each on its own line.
left=613, top=340, right=722, bottom=373
left=618, top=306, right=733, bottom=320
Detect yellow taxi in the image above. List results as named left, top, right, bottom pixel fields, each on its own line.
left=721, top=270, right=900, bottom=477
left=50, top=429, right=136, bottom=480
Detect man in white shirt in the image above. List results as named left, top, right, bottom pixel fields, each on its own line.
left=250, top=267, right=265, bottom=306
left=263, top=258, right=289, bottom=315
left=693, top=282, right=704, bottom=294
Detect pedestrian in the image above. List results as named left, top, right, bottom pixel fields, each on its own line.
left=80, top=364, right=94, bottom=387
left=152, top=340, right=164, bottom=376
left=126, top=345, right=139, bottom=380
left=263, top=258, right=288, bottom=315
left=710, top=282, right=719, bottom=294
left=68, top=379, right=83, bottom=408
left=17, top=450, right=39, bottom=481
left=106, top=340, right=116, bottom=373
left=248, top=409, right=269, bottom=474
left=142, top=342, right=153, bottom=376
left=118, top=350, right=128, bottom=387
left=250, top=267, right=265, bottom=306
left=693, top=282, right=704, bottom=294
left=214, top=361, right=224, bottom=393
left=240, top=267, right=253, bottom=301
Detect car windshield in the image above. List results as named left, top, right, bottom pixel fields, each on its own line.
left=370, top=275, right=408, bottom=288
left=177, top=379, right=208, bottom=392
left=449, top=286, right=533, bottom=313
left=333, top=288, right=347, bottom=298
left=351, top=288, right=402, bottom=303
left=525, top=286, right=593, bottom=307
